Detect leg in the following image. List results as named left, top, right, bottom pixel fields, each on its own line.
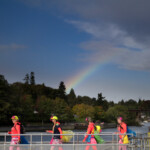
left=9, top=146, right=14, bottom=150
left=58, top=146, right=63, bottom=150
left=16, top=146, right=20, bottom=150
left=118, top=145, right=122, bottom=150
left=85, top=145, right=90, bottom=150
left=50, top=146, right=55, bottom=150
left=91, top=138, right=97, bottom=150
left=122, top=145, right=127, bottom=150
left=92, top=146, right=97, bottom=150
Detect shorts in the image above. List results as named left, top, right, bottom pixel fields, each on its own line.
left=52, top=139, right=62, bottom=144
left=119, top=139, right=123, bottom=144
left=10, top=137, right=19, bottom=145
left=87, top=137, right=97, bottom=144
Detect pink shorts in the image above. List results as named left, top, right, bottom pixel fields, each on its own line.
left=119, top=139, right=123, bottom=144
left=10, top=137, right=19, bottom=145
left=52, top=139, right=62, bottom=144
left=87, top=137, right=97, bottom=144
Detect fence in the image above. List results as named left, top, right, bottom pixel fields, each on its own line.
left=0, top=132, right=149, bottom=150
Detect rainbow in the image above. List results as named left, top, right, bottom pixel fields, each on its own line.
left=65, top=46, right=118, bottom=93
left=65, top=50, right=117, bottom=93
left=66, top=63, right=101, bottom=93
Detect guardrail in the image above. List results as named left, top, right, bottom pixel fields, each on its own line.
left=0, top=132, right=148, bottom=150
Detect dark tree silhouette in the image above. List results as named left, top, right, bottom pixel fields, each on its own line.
left=23, top=73, right=29, bottom=84
left=30, top=72, right=35, bottom=85
left=58, top=81, right=66, bottom=100
left=67, top=88, right=76, bottom=107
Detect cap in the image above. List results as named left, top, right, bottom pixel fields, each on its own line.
left=50, top=116, right=58, bottom=120
left=11, top=116, right=19, bottom=120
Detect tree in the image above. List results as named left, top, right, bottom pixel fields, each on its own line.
left=30, top=72, right=35, bottom=85
left=23, top=73, right=29, bottom=84
left=20, top=95, right=34, bottom=122
left=52, top=98, right=74, bottom=122
left=96, top=93, right=108, bottom=111
left=73, top=104, right=95, bottom=121
left=37, top=96, right=53, bottom=122
left=0, top=100, right=11, bottom=125
left=67, top=88, right=76, bottom=107
left=58, top=81, right=66, bottom=100
left=105, top=105, right=137, bottom=125
left=94, top=106, right=105, bottom=120
left=118, top=100, right=125, bottom=105
left=0, top=75, right=10, bottom=102
left=106, top=105, right=127, bottom=122
left=97, top=93, right=105, bottom=106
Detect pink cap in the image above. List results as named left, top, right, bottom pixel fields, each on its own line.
left=119, top=117, right=123, bottom=121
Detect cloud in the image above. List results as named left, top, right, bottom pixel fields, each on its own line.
left=67, top=20, right=150, bottom=71
left=0, top=43, right=27, bottom=51
left=18, top=0, right=150, bottom=71
left=18, top=0, right=150, bottom=39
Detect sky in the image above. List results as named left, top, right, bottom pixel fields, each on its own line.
left=0, top=0, right=150, bottom=102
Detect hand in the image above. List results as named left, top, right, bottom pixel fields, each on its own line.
left=46, top=130, right=49, bottom=133
left=18, top=140, right=21, bottom=144
left=82, top=139, right=86, bottom=143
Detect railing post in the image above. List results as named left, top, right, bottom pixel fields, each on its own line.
left=41, top=133, right=43, bottom=144
left=73, top=133, right=75, bottom=150
left=4, top=133, right=6, bottom=150
left=41, top=133, right=43, bottom=150
left=4, top=133, right=6, bottom=144
left=30, top=134, right=32, bottom=150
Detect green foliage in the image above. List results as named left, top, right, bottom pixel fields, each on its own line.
left=58, top=81, right=66, bottom=101
left=0, top=100, right=11, bottom=125
left=106, top=105, right=127, bottom=122
left=96, top=93, right=109, bottom=111
left=20, top=95, right=34, bottom=122
left=73, top=104, right=95, bottom=121
left=67, top=88, right=76, bottom=107
left=52, top=98, right=73, bottom=122
left=0, top=75, right=10, bottom=102
left=0, top=74, right=147, bottom=126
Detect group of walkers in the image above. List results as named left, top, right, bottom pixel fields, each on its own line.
left=8, top=115, right=129, bottom=150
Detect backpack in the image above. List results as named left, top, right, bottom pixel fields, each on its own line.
left=14, top=122, right=25, bottom=134
left=94, top=124, right=105, bottom=144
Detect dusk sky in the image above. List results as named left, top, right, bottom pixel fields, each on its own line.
left=1, top=0, right=150, bottom=102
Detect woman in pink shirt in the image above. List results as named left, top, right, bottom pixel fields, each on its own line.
left=83, top=117, right=97, bottom=150
left=8, top=116, right=21, bottom=150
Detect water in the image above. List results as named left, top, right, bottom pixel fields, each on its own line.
left=102, top=122, right=150, bottom=134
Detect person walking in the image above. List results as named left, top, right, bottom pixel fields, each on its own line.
left=8, top=116, right=21, bottom=150
left=83, top=117, right=97, bottom=150
left=46, top=116, right=63, bottom=150
left=117, top=117, right=127, bottom=150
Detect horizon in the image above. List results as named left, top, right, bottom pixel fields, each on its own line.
left=2, top=72, right=148, bottom=102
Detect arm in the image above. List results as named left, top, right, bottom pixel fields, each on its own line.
left=16, top=125, right=21, bottom=141
left=121, top=123, right=127, bottom=139
left=46, top=130, right=53, bottom=133
left=83, top=126, right=91, bottom=142
left=58, top=127, right=63, bottom=139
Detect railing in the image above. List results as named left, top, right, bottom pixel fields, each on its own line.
left=0, top=132, right=148, bottom=150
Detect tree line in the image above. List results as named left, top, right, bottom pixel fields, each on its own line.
left=0, top=72, right=149, bottom=126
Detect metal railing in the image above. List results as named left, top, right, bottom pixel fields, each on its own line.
left=0, top=132, right=147, bottom=150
